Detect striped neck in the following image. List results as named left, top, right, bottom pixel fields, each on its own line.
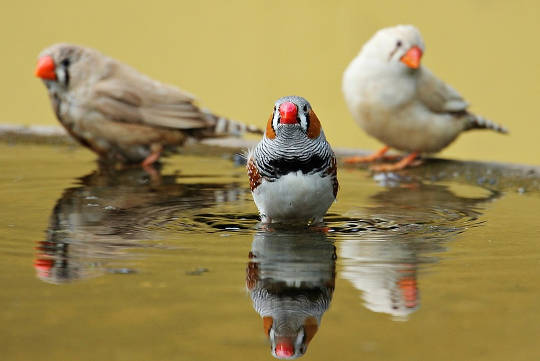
left=254, top=126, right=333, bottom=179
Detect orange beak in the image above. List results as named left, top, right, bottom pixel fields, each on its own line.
left=35, top=56, right=57, bottom=80
left=400, top=46, right=423, bottom=69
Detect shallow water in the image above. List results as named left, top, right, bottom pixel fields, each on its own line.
left=1, top=143, right=540, bottom=361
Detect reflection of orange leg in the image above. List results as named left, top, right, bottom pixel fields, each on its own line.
left=142, top=164, right=162, bottom=184
left=370, top=152, right=421, bottom=172
left=398, top=274, right=418, bottom=309
left=344, top=146, right=394, bottom=164
left=258, top=221, right=273, bottom=231
left=310, top=225, right=330, bottom=233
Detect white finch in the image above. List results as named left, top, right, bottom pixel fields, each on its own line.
left=343, top=25, right=507, bottom=171
left=247, top=96, right=338, bottom=224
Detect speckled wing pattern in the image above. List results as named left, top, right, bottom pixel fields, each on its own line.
left=325, top=156, right=339, bottom=198
left=247, top=157, right=262, bottom=191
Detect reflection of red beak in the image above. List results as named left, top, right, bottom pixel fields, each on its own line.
left=35, top=55, right=57, bottom=80
left=278, top=102, right=298, bottom=124
left=398, top=275, right=418, bottom=308
left=34, top=258, right=54, bottom=279
left=275, top=338, right=295, bottom=358
left=34, top=258, right=54, bottom=272
left=400, top=46, right=423, bottom=69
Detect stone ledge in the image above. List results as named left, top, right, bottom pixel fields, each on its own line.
left=1, top=124, right=538, bottom=192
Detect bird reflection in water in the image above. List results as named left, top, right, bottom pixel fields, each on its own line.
left=246, top=228, right=336, bottom=359
left=337, top=177, right=500, bottom=320
left=34, top=164, right=245, bottom=284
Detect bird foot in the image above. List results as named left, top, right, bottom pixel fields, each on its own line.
left=370, top=152, right=422, bottom=172
left=345, top=154, right=402, bottom=163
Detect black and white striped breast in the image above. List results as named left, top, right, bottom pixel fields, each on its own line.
left=253, top=127, right=334, bottom=180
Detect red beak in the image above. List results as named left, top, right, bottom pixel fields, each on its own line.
left=400, top=46, right=423, bottom=69
left=35, top=55, right=57, bottom=80
left=279, top=102, right=298, bottom=124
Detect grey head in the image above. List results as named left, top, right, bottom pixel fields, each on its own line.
left=265, top=96, right=325, bottom=141
left=35, top=43, right=103, bottom=94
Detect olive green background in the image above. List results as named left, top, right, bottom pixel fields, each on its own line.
left=1, top=0, right=539, bottom=165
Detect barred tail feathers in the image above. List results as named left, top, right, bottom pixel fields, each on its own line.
left=465, top=113, right=508, bottom=134
left=202, top=108, right=264, bottom=137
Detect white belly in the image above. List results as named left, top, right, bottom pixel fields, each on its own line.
left=252, top=171, right=335, bottom=224
left=355, top=102, right=465, bottom=153
left=343, top=65, right=465, bottom=153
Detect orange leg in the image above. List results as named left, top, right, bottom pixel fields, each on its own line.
left=344, top=146, right=396, bottom=164
left=141, top=148, right=162, bottom=182
left=141, top=149, right=161, bottom=167
left=370, top=152, right=422, bottom=172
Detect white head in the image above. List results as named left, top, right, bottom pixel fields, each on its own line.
left=360, top=25, right=425, bottom=71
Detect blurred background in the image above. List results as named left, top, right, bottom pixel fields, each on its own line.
left=1, top=0, right=539, bottom=165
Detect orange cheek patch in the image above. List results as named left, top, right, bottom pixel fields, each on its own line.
left=307, top=109, right=321, bottom=139
left=303, top=316, right=319, bottom=345
left=263, top=316, right=273, bottom=337
left=265, top=113, right=276, bottom=139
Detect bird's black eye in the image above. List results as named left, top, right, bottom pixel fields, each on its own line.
left=303, top=105, right=307, bottom=112
left=396, top=40, right=402, bottom=47
left=58, top=58, right=71, bottom=87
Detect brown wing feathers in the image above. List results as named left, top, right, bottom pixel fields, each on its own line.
left=92, top=58, right=263, bottom=135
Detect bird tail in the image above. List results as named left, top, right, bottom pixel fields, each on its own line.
left=201, top=108, right=264, bottom=137
left=464, top=113, right=508, bottom=134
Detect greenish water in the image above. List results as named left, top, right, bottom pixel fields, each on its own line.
left=1, top=143, right=539, bottom=361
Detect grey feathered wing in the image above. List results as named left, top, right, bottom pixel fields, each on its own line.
left=417, top=67, right=469, bottom=114
left=417, top=67, right=507, bottom=133
left=89, top=61, right=211, bottom=130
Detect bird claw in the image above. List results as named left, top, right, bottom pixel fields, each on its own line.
left=345, top=154, right=403, bottom=164
left=369, top=153, right=422, bottom=172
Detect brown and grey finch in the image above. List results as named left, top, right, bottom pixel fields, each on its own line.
left=35, top=43, right=263, bottom=166
left=247, top=96, right=338, bottom=225
left=342, top=25, right=508, bottom=171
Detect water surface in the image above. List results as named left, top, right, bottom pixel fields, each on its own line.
left=1, top=143, right=539, bottom=361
